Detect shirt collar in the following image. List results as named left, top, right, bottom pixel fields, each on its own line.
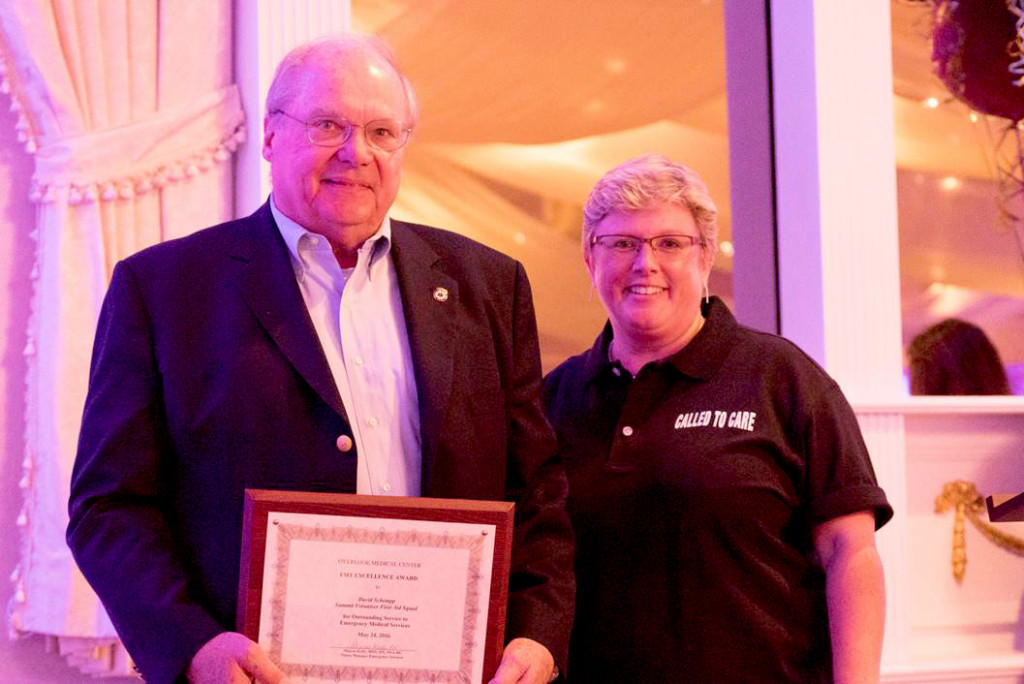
left=270, top=195, right=392, bottom=275
left=581, top=296, right=740, bottom=386
left=662, top=296, right=739, bottom=379
left=580, top=322, right=617, bottom=386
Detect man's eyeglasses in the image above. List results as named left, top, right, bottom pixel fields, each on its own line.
left=272, top=110, right=413, bottom=152
left=590, top=233, right=706, bottom=257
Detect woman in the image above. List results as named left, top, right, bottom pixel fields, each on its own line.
left=907, top=318, right=1011, bottom=395
left=544, top=155, right=893, bottom=683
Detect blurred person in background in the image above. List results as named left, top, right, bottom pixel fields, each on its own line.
left=908, top=318, right=1012, bottom=396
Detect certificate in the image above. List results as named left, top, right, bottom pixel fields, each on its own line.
left=237, top=489, right=513, bottom=684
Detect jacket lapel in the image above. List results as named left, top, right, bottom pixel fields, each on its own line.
left=389, top=221, right=457, bottom=477
left=229, top=203, right=347, bottom=418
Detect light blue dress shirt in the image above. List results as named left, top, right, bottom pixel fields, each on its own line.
left=272, top=198, right=422, bottom=496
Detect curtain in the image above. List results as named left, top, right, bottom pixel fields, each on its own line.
left=0, top=1, right=242, bottom=675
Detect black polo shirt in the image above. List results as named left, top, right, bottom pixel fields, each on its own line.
left=543, top=297, right=892, bottom=683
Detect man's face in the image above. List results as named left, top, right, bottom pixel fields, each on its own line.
left=262, top=51, right=411, bottom=245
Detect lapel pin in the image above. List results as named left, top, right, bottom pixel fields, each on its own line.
left=432, top=287, right=449, bottom=302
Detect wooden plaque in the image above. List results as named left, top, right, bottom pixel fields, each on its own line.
left=238, top=489, right=514, bottom=683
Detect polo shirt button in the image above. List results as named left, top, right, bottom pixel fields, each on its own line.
left=622, top=426, right=634, bottom=437
left=382, top=482, right=392, bottom=493
left=336, top=435, right=354, bottom=452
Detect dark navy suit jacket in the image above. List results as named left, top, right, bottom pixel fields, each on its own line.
left=67, top=203, right=574, bottom=684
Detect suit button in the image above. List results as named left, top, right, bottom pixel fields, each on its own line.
left=336, top=435, right=354, bottom=452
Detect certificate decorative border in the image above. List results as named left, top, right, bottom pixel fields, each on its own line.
left=237, top=490, right=514, bottom=684
left=267, top=522, right=485, bottom=682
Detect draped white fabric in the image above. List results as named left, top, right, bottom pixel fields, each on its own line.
left=0, top=1, right=242, bottom=675
left=397, top=151, right=609, bottom=368
left=367, top=0, right=1024, bottom=370
left=360, top=0, right=737, bottom=352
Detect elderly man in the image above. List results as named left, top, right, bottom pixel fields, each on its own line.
left=67, top=34, right=573, bottom=684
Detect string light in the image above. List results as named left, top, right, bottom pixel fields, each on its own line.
left=940, top=176, right=962, bottom=191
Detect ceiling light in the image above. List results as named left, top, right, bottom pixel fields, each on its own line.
left=719, top=240, right=734, bottom=257
left=940, top=176, right=961, bottom=191
left=604, top=58, right=627, bottom=75
left=926, top=282, right=976, bottom=318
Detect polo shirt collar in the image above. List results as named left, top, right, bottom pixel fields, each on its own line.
left=583, top=296, right=740, bottom=384
left=580, top=323, right=616, bottom=385
left=663, top=296, right=739, bottom=380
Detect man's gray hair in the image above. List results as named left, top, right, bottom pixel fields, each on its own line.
left=265, top=32, right=419, bottom=126
left=582, top=154, right=718, bottom=260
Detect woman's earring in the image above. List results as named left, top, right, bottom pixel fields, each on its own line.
left=703, top=282, right=710, bottom=305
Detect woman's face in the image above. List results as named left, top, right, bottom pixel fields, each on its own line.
left=585, top=201, right=712, bottom=346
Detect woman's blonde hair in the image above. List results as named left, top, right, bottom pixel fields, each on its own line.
left=582, top=154, right=718, bottom=265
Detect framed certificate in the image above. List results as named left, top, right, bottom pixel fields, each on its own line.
left=238, top=489, right=514, bottom=684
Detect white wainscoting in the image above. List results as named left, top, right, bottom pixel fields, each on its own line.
left=860, top=399, right=1024, bottom=684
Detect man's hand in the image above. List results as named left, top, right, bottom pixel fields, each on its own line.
left=487, top=637, right=556, bottom=684
left=186, top=632, right=287, bottom=684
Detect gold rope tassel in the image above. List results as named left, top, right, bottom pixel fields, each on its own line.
left=935, top=480, right=1024, bottom=582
